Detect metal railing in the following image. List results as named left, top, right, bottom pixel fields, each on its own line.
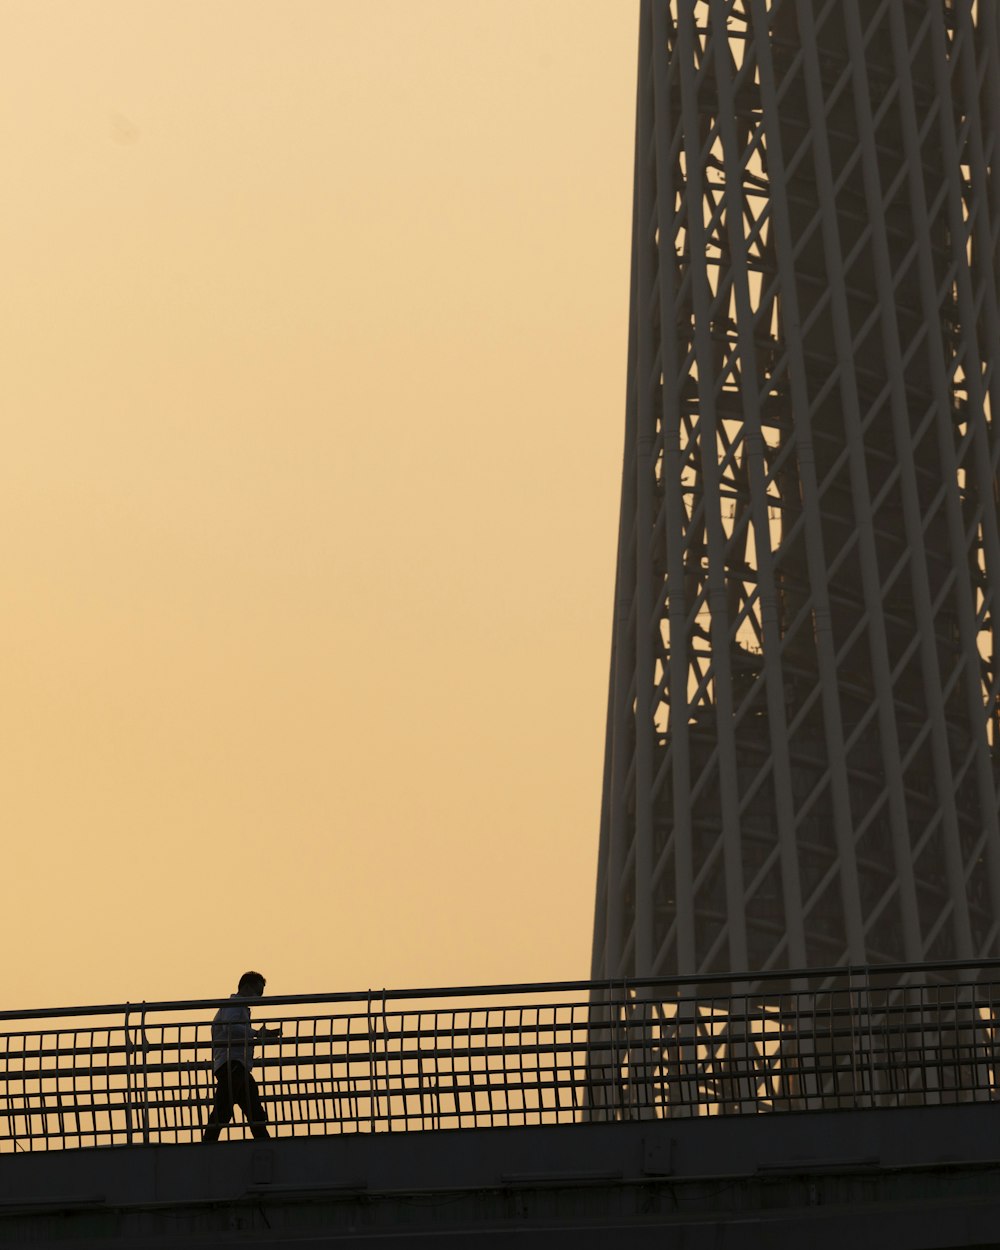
left=2, top=959, right=999, bottom=1151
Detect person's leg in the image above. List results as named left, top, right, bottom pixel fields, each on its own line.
left=203, top=1064, right=236, bottom=1143
left=230, top=1064, right=271, bottom=1140
left=246, top=1071, right=270, bottom=1140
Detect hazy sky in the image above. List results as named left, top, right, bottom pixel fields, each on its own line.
left=1, top=1, right=637, bottom=1008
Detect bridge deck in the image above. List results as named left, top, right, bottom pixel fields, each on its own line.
left=2, top=1103, right=999, bottom=1246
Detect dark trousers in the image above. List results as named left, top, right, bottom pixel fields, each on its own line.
left=203, top=1060, right=270, bottom=1141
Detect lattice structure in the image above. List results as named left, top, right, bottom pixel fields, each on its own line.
left=592, top=0, right=1000, bottom=979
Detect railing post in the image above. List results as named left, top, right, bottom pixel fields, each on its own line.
left=610, top=981, right=624, bottom=1120
left=366, top=992, right=377, bottom=1134
left=380, top=993, right=392, bottom=1132
left=123, top=1007, right=134, bottom=1146
left=138, top=1007, right=150, bottom=1145
left=584, top=982, right=621, bottom=1123
left=847, top=967, right=860, bottom=1109
left=863, top=964, right=877, bottom=1109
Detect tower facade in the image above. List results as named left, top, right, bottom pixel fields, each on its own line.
left=592, top=0, right=1000, bottom=979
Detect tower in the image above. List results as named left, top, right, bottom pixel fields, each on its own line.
left=592, top=0, right=1000, bottom=980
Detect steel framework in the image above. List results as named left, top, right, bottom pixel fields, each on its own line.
left=593, top=0, right=1000, bottom=979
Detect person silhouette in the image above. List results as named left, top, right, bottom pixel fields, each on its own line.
left=202, top=970, right=281, bottom=1142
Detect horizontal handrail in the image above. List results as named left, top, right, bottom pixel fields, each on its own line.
left=6, top=955, right=1000, bottom=1023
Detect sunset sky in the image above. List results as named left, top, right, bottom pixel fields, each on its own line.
left=0, top=1, right=637, bottom=1008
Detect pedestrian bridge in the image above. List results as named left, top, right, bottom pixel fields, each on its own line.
left=3, top=960, right=1000, bottom=1245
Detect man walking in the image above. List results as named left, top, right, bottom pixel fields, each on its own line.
left=203, top=970, right=281, bottom=1142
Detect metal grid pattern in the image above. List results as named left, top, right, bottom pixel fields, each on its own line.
left=592, top=0, right=1000, bottom=980
left=1, top=963, right=999, bottom=1152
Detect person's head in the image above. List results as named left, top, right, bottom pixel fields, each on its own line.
left=237, top=970, right=266, bottom=997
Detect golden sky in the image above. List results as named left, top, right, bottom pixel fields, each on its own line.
left=0, top=0, right=636, bottom=1008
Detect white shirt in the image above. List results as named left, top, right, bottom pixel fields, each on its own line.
left=211, top=995, right=259, bottom=1071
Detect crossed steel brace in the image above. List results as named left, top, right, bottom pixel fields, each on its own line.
left=593, top=0, right=1000, bottom=980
